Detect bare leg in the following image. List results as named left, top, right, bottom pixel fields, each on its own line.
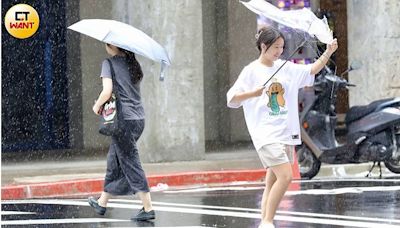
left=261, top=170, right=277, bottom=219
left=262, top=162, right=292, bottom=224
left=137, top=192, right=153, bottom=212
left=97, top=191, right=112, bottom=207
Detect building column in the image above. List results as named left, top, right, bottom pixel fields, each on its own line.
left=113, top=0, right=206, bottom=162
left=347, top=0, right=400, bottom=105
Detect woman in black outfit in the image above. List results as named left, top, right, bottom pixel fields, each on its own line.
left=89, top=43, right=155, bottom=221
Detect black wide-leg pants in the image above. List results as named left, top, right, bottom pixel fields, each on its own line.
left=104, top=119, right=150, bottom=195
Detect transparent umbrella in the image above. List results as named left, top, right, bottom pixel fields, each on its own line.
left=68, top=19, right=171, bottom=80
left=241, top=0, right=333, bottom=44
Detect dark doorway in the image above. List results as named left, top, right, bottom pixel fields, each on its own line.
left=320, top=0, right=349, bottom=114
left=2, top=0, right=69, bottom=151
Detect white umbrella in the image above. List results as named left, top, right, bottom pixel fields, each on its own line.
left=241, top=0, right=333, bottom=44
left=68, top=19, right=171, bottom=80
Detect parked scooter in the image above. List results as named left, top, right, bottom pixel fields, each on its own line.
left=297, top=62, right=400, bottom=179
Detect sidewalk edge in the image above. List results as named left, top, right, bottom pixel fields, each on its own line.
left=2, top=169, right=275, bottom=200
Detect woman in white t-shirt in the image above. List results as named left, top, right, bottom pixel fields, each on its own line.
left=227, top=26, right=338, bottom=228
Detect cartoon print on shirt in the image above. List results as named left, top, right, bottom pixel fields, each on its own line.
left=266, top=82, right=285, bottom=114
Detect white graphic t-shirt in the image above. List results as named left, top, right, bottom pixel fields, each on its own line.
left=227, top=59, right=314, bottom=151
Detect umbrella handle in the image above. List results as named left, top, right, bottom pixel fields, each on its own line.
left=159, top=61, right=168, bottom=81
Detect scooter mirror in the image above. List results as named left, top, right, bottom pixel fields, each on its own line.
left=340, top=61, right=362, bottom=77
left=350, top=60, right=362, bottom=71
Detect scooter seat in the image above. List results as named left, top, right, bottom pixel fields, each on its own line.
left=345, top=98, right=393, bottom=125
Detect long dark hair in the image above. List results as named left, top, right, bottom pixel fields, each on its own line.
left=256, top=26, right=285, bottom=54
left=119, top=48, right=143, bottom=84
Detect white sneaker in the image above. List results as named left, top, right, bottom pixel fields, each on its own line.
left=258, top=222, right=275, bottom=228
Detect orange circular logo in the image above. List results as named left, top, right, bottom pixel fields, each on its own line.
left=4, top=4, right=40, bottom=39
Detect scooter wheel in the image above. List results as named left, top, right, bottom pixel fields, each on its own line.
left=296, top=145, right=321, bottom=179
left=384, top=159, right=400, bottom=173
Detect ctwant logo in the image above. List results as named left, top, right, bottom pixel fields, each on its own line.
left=4, top=4, right=40, bottom=39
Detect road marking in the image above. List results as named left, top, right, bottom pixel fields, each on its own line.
left=286, top=185, right=400, bottom=195
left=110, top=199, right=400, bottom=224
left=162, top=184, right=400, bottom=195
left=1, top=218, right=128, bottom=225
left=298, top=178, right=400, bottom=183
left=3, top=199, right=400, bottom=227
left=164, top=186, right=264, bottom=193
left=1, top=210, right=36, bottom=215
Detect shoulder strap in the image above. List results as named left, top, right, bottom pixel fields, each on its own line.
left=106, top=58, right=115, bottom=81
left=105, top=58, right=120, bottom=98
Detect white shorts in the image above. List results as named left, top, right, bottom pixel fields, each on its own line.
left=257, top=143, right=295, bottom=168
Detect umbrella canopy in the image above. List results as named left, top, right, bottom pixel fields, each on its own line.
left=241, top=0, right=333, bottom=44
left=68, top=19, right=171, bottom=80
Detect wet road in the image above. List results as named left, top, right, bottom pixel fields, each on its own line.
left=2, top=178, right=400, bottom=227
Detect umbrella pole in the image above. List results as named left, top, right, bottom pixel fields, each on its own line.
left=263, top=39, right=308, bottom=86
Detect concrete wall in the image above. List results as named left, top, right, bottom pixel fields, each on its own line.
left=202, top=0, right=257, bottom=145
left=226, top=1, right=258, bottom=142
left=347, top=0, right=400, bottom=106
left=203, top=0, right=220, bottom=143
left=116, top=0, right=205, bottom=162
left=66, top=0, right=83, bottom=150
left=72, top=0, right=205, bottom=162
left=78, top=0, right=113, bottom=151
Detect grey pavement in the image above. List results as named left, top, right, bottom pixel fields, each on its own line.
left=2, top=145, right=399, bottom=188
left=2, top=147, right=262, bottom=186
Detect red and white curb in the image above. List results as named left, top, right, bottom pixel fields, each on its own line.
left=2, top=168, right=301, bottom=200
